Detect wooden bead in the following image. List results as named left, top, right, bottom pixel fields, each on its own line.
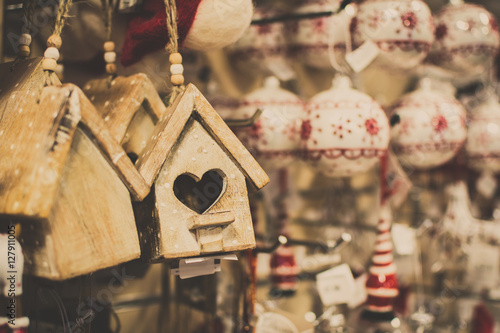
left=104, top=51, right=116, bottom=64
left=42, top=58, right=58, bottom=71
left=47, top=35, right=62, bottom=49
left=104, top=41, right=115, bottom=52
left=170, top=64, right=184, bottom=75
left=19, top=33, right=32, bottom=46
left=44, top=47, right=60, bottom=60
left=169, top=53, right=182, bottom=64
left=18, top=45, right=30, bottom=57
left=171, top=74, right=184, bottom=86
left=106, top=63, right=117, bottom=74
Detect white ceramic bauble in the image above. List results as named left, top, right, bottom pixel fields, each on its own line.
left=231, top=77, right=304, bottom=171
left=302, top=76, right=390, bottom=177
left=284, top=0, right=348, bottom=69
left=183, top=0, right=253, bottom=51
left=390, top=79, right=467, bottom=169
left=351, top=0, right=435, bottom=70
left=428, top=1, right=500, bottom=76
left=466, top=95, right=500, bottom=173
left=227, top=9, right=287, bottom=73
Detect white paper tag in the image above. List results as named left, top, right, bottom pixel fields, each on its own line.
left=255, top=312, right=299, bottom=333
left=171, top=254, right=237, bottom=279
left=316, top=264, right=356, bottom=306
left=467, top=243, right=500, bottom=290
left=392, top=223, right=417, bottom=255
left=386, top=151, right=413, bottom=208
left=265, top=59, right=296, bottom=82
left=345, top=40, right=380, bottom=73
left=348, top=273, right=368, bottom=309
left=118, top=0, right=140, bottom=12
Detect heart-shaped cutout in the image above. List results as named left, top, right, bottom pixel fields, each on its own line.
left=173, top=170, right=227, bottom=214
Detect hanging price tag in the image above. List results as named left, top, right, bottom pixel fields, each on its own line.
left=345, top=40, right=380, bottom=73
left=255, top=312, right=299, bottom=333
left=392, top=223, right=417, bottom=255
left=316, top=264, right=356, bottom=306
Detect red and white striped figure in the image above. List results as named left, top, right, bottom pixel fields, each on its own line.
left=365, top=205, right=399, bottom=314
left=270, top=242, right=299, bottom=295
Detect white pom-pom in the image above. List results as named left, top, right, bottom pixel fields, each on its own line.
left=44, top=47, right=60, bottom=60
left=170, top=64, right=184, bottom=75
left=19, top=33, right=32, bottom=46
left=104, top=51, right=116, bottom=64
left=183, top=0, right=253, bottom=51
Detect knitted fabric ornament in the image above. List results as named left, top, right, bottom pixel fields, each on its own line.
left=121, top=0, right=253, bottom=66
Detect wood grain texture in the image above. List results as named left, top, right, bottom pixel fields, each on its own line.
left=17, top=128, right=140, bottom=280
left=73, top=84, right=150, bottom=201
left=139, top=118, right=256, bottom=260
left=83, top=73, right=166, bottom=143
left=136, top=84, right=269, bottom=191
left=0, top=58, right=75, bottom=218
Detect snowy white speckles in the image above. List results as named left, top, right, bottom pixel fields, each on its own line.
left=119, top=97, right=124, bottom=102
left=104, top=101, right=110, bottom=107
left=28, top=122, right=33, bottom=128
left=0, top=130, right=3, bottom=136
left=18, top=108, right=22, bottom=113
left=232, top=240, right=238, bottom=244
left=90, top=96, right=95, bottom=101
left=202, top=149, right=208, bottom=154
left=178, top=149, right=182, bottom=154
left=247, top=226, right=253, bottom=231
left=170, top=226, right=175, bottom=231
left=194, top=134, right=199, bottom=139
left=35, top=143, right=40, bottom=149
left=111, top=80, right=116, bottom=86
left=173, top=209, right=178, bottom=214
left=104, top=116, right=110, bottom=122
left=175, top=244, right=179, bottom=249
left=164, top=183, right=171, bottom=189
left=161, top=202, right=166, bottom=207
left=14, top=169, right=19, bottom=176
left=162, top=169, right=168, bottom=176
left=131, top=80, right=136, bottom=85
left=11, top=94, right=16, bottom=99
left=31, top=92, right=36, bottom=97
left=84, top=84, right=91, bottom=90
left=230, top=174, right=236, bottom=179
left=51, top=95, right=56, bottom=101
left=192, top=157, right=196, bottom=162
left=141, top=140, right=147, bottom=147
left=13, top=202, right=19, bottom=210
left=53, top=112, right=58, bottom=118
left=10, top=144, right=15, bottom=150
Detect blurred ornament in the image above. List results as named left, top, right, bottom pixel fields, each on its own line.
left=228, top=9, right=294, bottom=80
left=351, top=0, right=435, bottom=71
left=466, top=94, right=500, bottom=173
left=470, top=303, right=495, bottom=333
left=428, top=0, right=500, bottom=76
left=206, top=81, right=240, bottom=120
left=302, top=75, right=389, bottom=178
left=390, top=78, right=467, bottom=169
left=284, top=0, right=349, bottom=70
left=232, top=77, right=304, bottom=171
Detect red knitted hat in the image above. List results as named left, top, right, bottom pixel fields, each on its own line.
left=121, top=0, right=202, bottom=66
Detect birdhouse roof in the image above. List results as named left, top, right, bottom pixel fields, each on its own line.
left=83, top=73, right=167, bottom=143
left=0, top=58, right=149, bottom=220
left=135, top=84, right=270, bottom=192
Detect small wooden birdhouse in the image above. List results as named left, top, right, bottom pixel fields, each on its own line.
left=83, top=74, right=167, bottom=163
left=0, top=58, right=149, bottom=280
left=131, top=84, right=270, bottom=260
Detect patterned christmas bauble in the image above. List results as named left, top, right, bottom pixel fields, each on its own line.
left=390, top=79, right=467, bottom=169
left=351, top=0, right=435, bottom=70
left=284, top=0, right=348, bottom=69
left=428, top=2, right=499, bottom=76
left=232, top=77, right=304, bottom=171
left=227, top=9, right=287, bottom=74
left=302, top=75, right=390, bottom=177
left=466, top=95, right=500, bottom=173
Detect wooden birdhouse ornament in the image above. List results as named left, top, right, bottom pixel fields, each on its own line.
left=0, top=57, right=149, bottom=280
left=83, top=73, right=167, bottom=163
left=133, top=84, right=270, bottom=260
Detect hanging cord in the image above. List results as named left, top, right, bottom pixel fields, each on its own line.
left=101, top=0, right=117, bottom=82
left=41, top=0, right=74, bottom=87
left=327, top=0, right=353, bottom=75
left=164, top=0, right=185, bottom=105
left=16, top=0, right=36, bottom=59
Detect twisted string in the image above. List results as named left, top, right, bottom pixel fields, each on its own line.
left=101, top=0, right=113, bottom=42
left=53, top=0, right=74, bottom=36
left=22, top=0, right=36, bottom=34
left=164, top=0, right=184, bottom=105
